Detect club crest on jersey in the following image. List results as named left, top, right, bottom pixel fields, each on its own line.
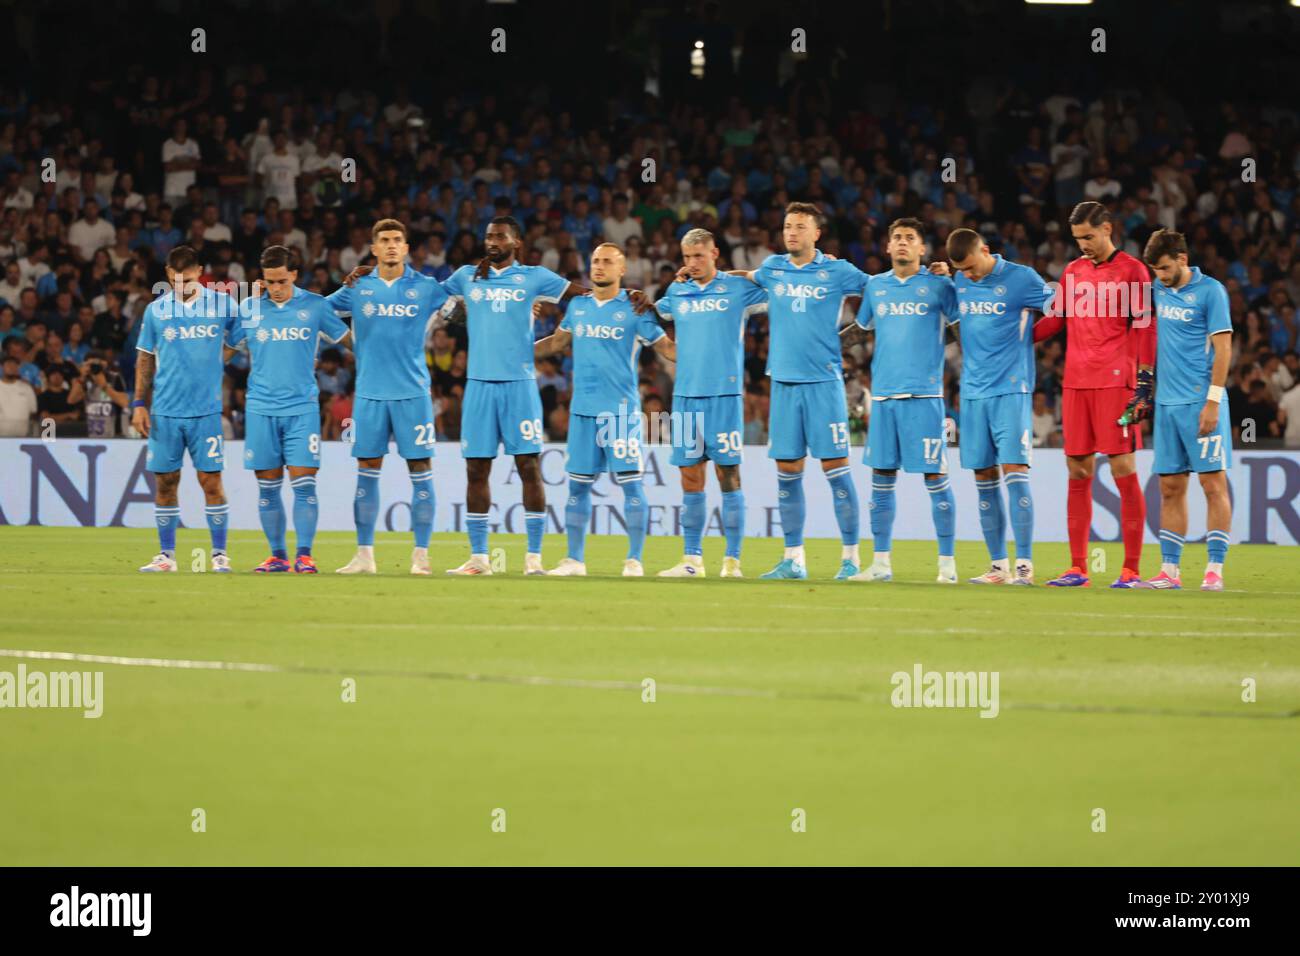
left=995, top=285, right=1006, bottom=296
left=716, top=283, right=727, bottom=293
left=360, top=289, right=374, bottom=295
left=817, top=270, right=829, bottom=280
left=613, top=311, right=626, bottom=321
left=297, top=310, right=310, bottom=320
left=512, top=274, right=525, bottom=283
left=405, top=288, right=418, bottom=299
left=917, top=285, right=928, bottom=296
left=1184, top=293, right=1196, bottom=303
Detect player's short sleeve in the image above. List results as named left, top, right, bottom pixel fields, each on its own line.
left=1018, top=269, right=1056, bottom=313
left=325, top=284, right=353, bottom=315
left=636, top=312, right=665, bottom=345
left=217, top=293, right=239, bottom=344
left=654, top=288, right=676, bottom=321
left=532, top=267, right=569, bottom=304
left=137, top=302, right=158, bottom=353
left=939, top=278, right=959, bottom=326
left=559, top=305, right=576, bottom=333
left=443, top=266, right=469, bottom=301
left=753, top=255, right=780, bottom=289
left=854, top=279, right=876, bottom=330
left=835, top=260, right=869, bottom=296
left=422, top=274, right=450, bottom=312
left=318, top=301, right=350, bottom=343
left=1206, top=281, right=1232, bottom=336
left=226, top=310, right=248, bottom=349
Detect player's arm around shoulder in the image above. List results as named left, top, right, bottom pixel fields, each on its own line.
left=535, top=326, right=572, bottom=359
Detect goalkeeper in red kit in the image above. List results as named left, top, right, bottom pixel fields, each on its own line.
left=1034, top=201, right=1155, bottom=588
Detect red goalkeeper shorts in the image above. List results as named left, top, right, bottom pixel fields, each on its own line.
left=1061, top=387, right=1142, bottom=457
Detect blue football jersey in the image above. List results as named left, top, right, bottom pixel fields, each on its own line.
left=561, top=291, right=664, bottom=417
left=953, top=255, right=1055, bottom=400
left=856, top=267, right=958, bottom=398
left=230, top=287, right=350, bottom=416
left=443, top=262, right=570, bottom=381
left=136, top=285, right=238, bottom=417
left=753, top=250, right=868, bottom=383
left=1152, top=267, right=1232, bottom=406
left=655, top=274, right=766, bottom=397
left=326, top=266, right=448, bottom=401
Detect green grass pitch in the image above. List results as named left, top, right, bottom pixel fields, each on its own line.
left=1, top=526, right=1296, bottom=866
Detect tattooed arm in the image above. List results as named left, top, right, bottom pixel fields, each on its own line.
left=131, top=350, right=155, bottom=437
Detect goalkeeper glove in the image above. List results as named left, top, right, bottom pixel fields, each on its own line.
left=1118, top=367, right=1155, bottom=426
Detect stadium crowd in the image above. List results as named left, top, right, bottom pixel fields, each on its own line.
left=2, top=69, right=1300, bottom=450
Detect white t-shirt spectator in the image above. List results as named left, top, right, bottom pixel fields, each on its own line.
left=303, top=150, right=342, bottom=179
left=0, top=378, right=37, bottom=436
left=602, top=214, right=642, bottom=247
left=162, top=137, right=201, bottom=198
left=203, top=220, right=232, bottom=243
left=1280, top=385, right=1300, bottom=448
left=281, top=226, right=308, bottom=256
left=0, top=276, right=23, bottom=306
left=1032, top=408, right=1057, bottom=446
left=68, top=217, right=116, bottom=260
left=257, top=151, right=301, bottom=210
left=1083, top=177, right=1121, bottom=202
left=1051, top=142, right=1090, bottom=182
left=3, top=185, right=33, bottom=211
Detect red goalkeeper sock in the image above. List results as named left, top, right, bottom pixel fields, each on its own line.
left=1067, top=477, right=1092, bottom=570
left=1115, top=471, right=1146, bottom=573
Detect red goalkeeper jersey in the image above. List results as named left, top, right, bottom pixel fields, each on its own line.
left=1037, top=249, right=1154, bottom=390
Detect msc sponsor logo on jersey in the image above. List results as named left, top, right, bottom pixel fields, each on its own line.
left=468, top=286, right=527, bottom=303
left=360, top=302, right=420, bottom=317
left=959, top=300, right=1007, bottom=315
left=255, top=326, right=314, bottom=343
left=1157, top=302, right=1195, bottom=322
left=161, top=324, right=221, bottom=341
left=876, top=301, right=930, bottom=316
left=572, top=323, right=626, bottom=339
left=676, top=297, right=731, bottom=314
left=773, top=282, right=828, bottom=299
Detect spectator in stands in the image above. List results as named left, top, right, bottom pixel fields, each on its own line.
left=0, top=354, right=37, bottom=436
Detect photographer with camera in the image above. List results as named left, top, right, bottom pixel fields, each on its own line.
left=81, top=352, right=130, bottom=437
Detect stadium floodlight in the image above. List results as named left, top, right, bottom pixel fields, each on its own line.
left=691, top=39, right=706, bottom=79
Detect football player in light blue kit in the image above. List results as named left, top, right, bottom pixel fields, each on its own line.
left=441, top=216, right=635, bottom=575
left=1136, top=229, right=1233, bottom=592
left=946, top=228, right=1057, bottom=586
left=229, top=245, right=350, bottom=574
left=132, top=246, right=239, bottom=573
left=327, top=219, right=448, bottom=576
left=654, top=228, right=767, bottom=578
left=534, top=243, right=677, bottom=576
left=850, top=218, right=960, bottom=584
left=732, top=203, right=869, bottom=580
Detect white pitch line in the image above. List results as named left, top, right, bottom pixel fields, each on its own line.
left=1, top=647, right=1294, bottom=719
